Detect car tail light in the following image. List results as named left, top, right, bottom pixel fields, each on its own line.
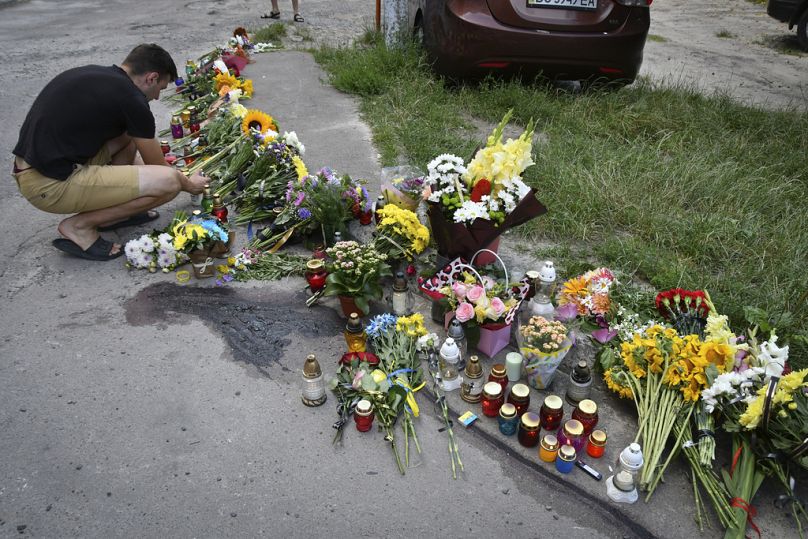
left=478, top=61, right=510, bottom=69
left=598, top=67, right=624, bottom=75
left=614, top=0, right=652, bottom=6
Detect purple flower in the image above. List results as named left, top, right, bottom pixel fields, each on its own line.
left=591, top=327, right=618, bottom=344
left=294, top=192, right=305, bottom=206
left=298, top=208, right=312, bottom=219
left=223, top=274, right=234, bottom=282
left=555, top=303, right=579, bottom=322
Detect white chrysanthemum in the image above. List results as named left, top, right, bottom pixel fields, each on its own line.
left=157, top=233, right=173, bottom=249
left=453, top=200, right=489, bottom=224
left=124, top=240, right=141, bottom=261
left=428, top=191, right=442, bottom=203
left=157, top=253, right=174, bottom=269
left=139, top=235, right=155, bottom=253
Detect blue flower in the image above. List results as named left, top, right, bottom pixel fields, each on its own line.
left=200, top=219, right=229, bottom=243
left=366, top=313, right=398, bottom=339
left=297, top=208, right=312, bottom=220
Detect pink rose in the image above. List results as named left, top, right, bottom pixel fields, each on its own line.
left=466, top=285, right=485, bottom=303
left=490, top=297, right=506, bottom=316
left=455, top=302, right=475, bottom=323
left=451, top=282, right=468, bottom=300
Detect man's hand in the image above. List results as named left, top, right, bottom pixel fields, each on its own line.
left=182, top=171, right=208, bottom=195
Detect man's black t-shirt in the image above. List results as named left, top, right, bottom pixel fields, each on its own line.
left=13, top=65, right=155, bottom=181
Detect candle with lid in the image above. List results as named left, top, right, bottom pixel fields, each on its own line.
left=571, top=399, right=599, bottom=436
left=507, top=383, right=530, bottom=416
left=587, top=429, right=607, bottom=458
left=301, top=354, right=326, bottom=407
left=354, top=399, right=374, bottom=432
left=617, top=443, right=644, bottom=479
left=460, top=355, right=484, bottom=403
left=305, top=259, right=328, bottom=293
left=481, top=382, right=504, bottom=417
left=439, top=337, right=463, bottom=391
left=565, top=360, right=593, bottom=405
left=555, top=444, right=576, bottom=474
left=447, top=319, right=467, bottom=370
left=517, top=412, right=541, bottom=447
left=344, top=313, right=367, bottom=353
left=557, top=419, right=586, bottom=452
left=497, top=403, right=519, bottom=436
left=539, top=434, right=560, bottom=463
left=488, top=364, right=508, bottom=394
left=390, top=272, right=414, bottom=316
left=539, top=394, right=564, bottom=431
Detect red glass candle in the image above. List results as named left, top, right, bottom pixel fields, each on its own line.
left=190, top=120, right=201, bottom=134
left=586, top=429, right=607, bottom=458
left=539, top=395, right=564, bottom=431
left=164, top=152, right=178, bottom=166
left=507, top=383, right=530, bottom=416
left=488, top=364, right=508, bottom=395
left=517, top=412, right=541, bottom=447
left=305, top=259, right=328, bottom=292
left=359, top=209, right=373, bottom=225
left=572, top=399, right=599, bottom=436
left=354, top=399, right=374, bottom=432
left=481, top=382, right=504, bottom=418
left=160, top=140, right=171, bottom=155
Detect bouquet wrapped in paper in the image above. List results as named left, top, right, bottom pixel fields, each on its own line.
left=423, top=110, right=547, bottom=261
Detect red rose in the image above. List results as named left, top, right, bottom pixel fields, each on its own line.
left=470, top=179, right=492, bottom=202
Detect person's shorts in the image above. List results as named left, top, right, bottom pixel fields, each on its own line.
left=12, top=147, right=140, bottom=214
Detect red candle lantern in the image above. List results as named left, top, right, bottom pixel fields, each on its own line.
left=305, top=259, right=328, bottom=292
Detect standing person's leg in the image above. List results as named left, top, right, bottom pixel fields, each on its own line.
left=261, top=0, right=281, bottom=18
left=292, top=0, right=303, bottom=22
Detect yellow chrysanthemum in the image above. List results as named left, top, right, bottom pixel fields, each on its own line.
left=292, top=155, right=308, bottom=180
left=241, top=109, right=276, bottom=137
left=396, top=313, right=427, bottom=338
left=604, top=368, right=633, bottom=399
left=740, top=395, right=765, bottom=429
left=376, top=205, right=430, bottom=255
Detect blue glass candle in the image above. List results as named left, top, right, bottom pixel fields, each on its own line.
left=555, top=444, right=576, bottom=474
left=498, top=403, right=518, bottom=436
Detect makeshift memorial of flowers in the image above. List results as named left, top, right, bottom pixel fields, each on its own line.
left=124, top=232, right=186, bottom=272
left=171, top=213, right=230, bottom=279
left=424, top=109, right=547, bottom=262
left=322, top=241, right=391, bottom=316
left=327, top=313, right=426, bottom=474
left=520, top=316, right=573, bottom=389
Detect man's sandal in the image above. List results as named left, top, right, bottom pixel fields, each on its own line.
left=293, top=13, right=304, bottom=22
left=261, top=11, right=280, bottom=19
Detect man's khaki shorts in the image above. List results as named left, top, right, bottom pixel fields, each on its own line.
left=13, top=147, right=140, bottom=214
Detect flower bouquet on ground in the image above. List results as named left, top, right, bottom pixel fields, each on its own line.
left=328, top=313, right=426, bottom=474
left=372, top=205, right=430, bottom=265
left=380, top=165, right=425, bottom=212
left=424, top=109, right=547, bottom=261
left=124, top=218, right=188, bottom=274
left=520, top=316, right=573, bottom=389
left=171, top=212, right=230, bottom=279
left=251, top=167, right=367, bottom=252
left=322, top=241, right=391, bottom=316
left=703, top=327, right=808, bottom=538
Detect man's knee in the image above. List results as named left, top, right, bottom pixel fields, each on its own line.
left=139, top=166, right=182, bottom=197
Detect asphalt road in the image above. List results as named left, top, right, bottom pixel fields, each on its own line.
left=0, top=2, right=800, bottom=538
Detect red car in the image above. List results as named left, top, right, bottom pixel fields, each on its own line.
left=410, top=0, right=652, bottom=85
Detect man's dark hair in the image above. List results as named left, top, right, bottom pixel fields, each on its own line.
left=122, top=43, right=178, bottom=81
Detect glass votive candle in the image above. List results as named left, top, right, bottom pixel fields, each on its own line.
left=572, top=399, right=599, bottom=436
left=359, top=209, right=373, bottom=225
left=557, top=419, right=586, bottom=452
left=539, top=434, right=560, bottom=463
left=164, top=152, right=178, bottom=166
left=497, top=403, right=519, bottom=436
left=507, top=383, right=530, bottom=416
left=539, top=394, right=564, bottom=431
left=555, top=444, right=577, bottom=474
left=488, top=364, right=508, bottom=394
left=481, top=382, right=504, bottom=417
left=304, top=259, right=328, bottom=292
left=517, top=412, right=541, bottom=448
left=587, top=429, right=607, bottom=458
left=354, top=399, right=374, bottom=432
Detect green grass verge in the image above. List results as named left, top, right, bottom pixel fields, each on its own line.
left=253, top=23, right=287, bottom=43
left=313, top=36, right=808, bottom=365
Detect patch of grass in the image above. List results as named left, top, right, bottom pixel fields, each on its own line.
left=314, top=40, right=808, bottom=366
left=294, top=25, right=313, bottom=42
left=647, top=34, right=667, bottom=43
left=756, top=34, right=808, bottom=56
left=253, top=23, right=287, bottom=43
left=716, top=30, right=735, bottom=39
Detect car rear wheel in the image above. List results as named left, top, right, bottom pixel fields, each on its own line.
left=798, top=10, right=808, bottom=51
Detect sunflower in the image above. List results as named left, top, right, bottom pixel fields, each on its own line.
left=214, top=72, right=239, bottom=92
left=241, top=109, right=277, bottom=137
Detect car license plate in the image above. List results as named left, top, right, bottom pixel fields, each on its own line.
left=527, top=0, right=598, bottom=11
